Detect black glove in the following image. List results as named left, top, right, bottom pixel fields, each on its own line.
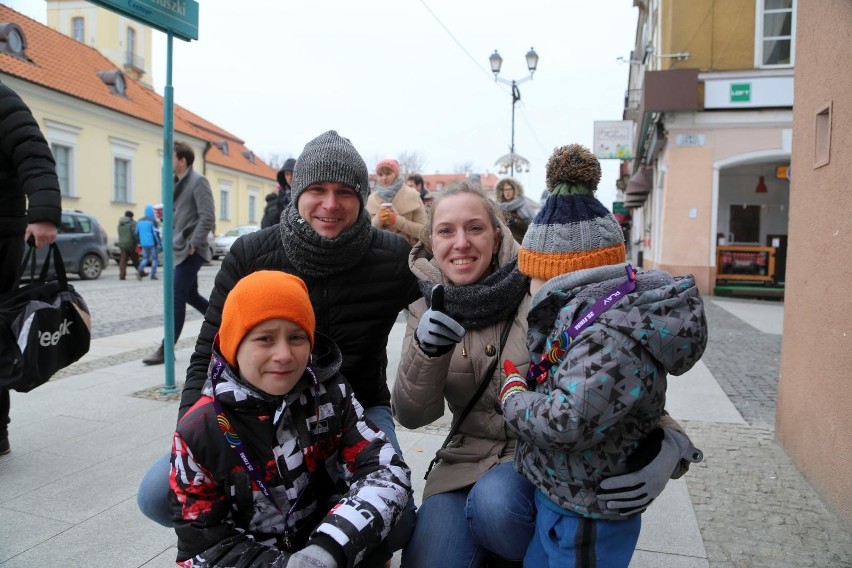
left=598, top=427, right=699, bottom=516
left=415, top=284, right=465, bottom=357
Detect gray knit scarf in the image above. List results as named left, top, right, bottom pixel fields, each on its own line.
left=499, top=197, right=526, bottom=212
left=417, top=259, right=529, bottom=329
left=279, top=205, right=373, bottom=278
left=375, top=177, right=404, bottom=202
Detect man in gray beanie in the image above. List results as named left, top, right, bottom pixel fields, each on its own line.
left=136, top=130, right=420, bottom=563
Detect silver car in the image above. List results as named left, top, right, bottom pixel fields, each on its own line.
left=212, top=225, right=260, bottom=260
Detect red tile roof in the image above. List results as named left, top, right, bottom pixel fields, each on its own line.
left=0, top=4, right=275, bottom=180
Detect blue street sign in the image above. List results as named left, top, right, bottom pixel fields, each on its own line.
left=88, top=0, right=198, bottom=41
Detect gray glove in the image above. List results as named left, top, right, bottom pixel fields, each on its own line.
left=288, top=544, right=337, bottom=568
left=415, top=285, right=465, bottom=357
left=598, top=427, right=700, bottom=516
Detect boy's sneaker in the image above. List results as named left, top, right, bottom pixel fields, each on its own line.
left=150, top=275, right=158, bottom=280
left=0, top=432, right=9, bottom=455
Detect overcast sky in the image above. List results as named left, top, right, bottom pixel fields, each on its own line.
left=9, top=0, right=638, bottom=208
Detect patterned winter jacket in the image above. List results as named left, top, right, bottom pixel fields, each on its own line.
left=502, top=263, right=707, bottom=520
left=170, top=333, right=412, bottom=567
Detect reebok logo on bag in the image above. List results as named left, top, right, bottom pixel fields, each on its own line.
left=37, top=318, right=74, bottom=347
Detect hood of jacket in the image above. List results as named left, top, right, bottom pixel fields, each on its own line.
left=143, top=204, right=155, bottom=218
left=495, top=177, right=525, bottom=201
left=528, top=263, right=707, bottom=377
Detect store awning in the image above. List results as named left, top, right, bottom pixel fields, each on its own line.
left=624, top=168, right=652, bottom=197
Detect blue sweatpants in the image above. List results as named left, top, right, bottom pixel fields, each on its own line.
left=525, top=490, right=641, bottom=568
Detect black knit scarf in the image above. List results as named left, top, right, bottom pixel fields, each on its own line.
left=417, top=258, right=529, bottom=330
left=279, top=205, right=373, bottom=278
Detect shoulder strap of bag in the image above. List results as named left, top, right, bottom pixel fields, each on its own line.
left=424, top=315, right=515, bottom=480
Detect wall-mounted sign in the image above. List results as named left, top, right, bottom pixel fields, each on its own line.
left=776, top=165, right=790, bottom=180
left=675, top=134, right=705, bottom=147
left=593, top=121, right=634, bottom=160
left=730, top=83, right=751, bottom=103
left=704, top=73, right=793, bottom=109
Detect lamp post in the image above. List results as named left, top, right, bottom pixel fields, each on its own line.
left=490, top=47, right=539, bottom=176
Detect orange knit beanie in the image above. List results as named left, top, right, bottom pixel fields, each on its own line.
left=218, top=271, right=315, bottom=366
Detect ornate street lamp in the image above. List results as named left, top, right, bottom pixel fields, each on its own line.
left=490, top=47, right=539, bottom=176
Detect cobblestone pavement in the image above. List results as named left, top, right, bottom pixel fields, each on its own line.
left=70, top=259, right=219, bottom=340
left=691, top=298, right=852, bottom=567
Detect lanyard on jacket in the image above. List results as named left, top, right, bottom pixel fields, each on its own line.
left=526, top=265, right=637, bottom=386
left=210, top=358, right=318, bottom=550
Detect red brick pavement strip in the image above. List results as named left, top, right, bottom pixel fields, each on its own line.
left=684, top=421, right=852, bottom=568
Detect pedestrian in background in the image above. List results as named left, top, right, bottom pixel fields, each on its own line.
left=138, top=131, right=420, bottom=557
left=135, top=204, right=160, bottom=280
left=495, top=177, right=533, bottom=244
left=406, top=173, right=428, bottom=204
left=170, top=271, right=411, bottom=568
left=142, top=141, right=215, bottom=365
left=0, top=81, right=61, bottom=455
left=261, top=157, right=296, bottom=229
left=116, top=209, right=139, bottom=280
left=502, top=144, right=707, bottom=567
left=367, top=158, right=426, bottom=246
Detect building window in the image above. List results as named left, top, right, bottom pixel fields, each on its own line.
left=52, top=144, right=72, bottom=197
left=45, top=120, right=80, bottom=198
left=219, top=183, right=232, bottom=221
left=113, top=158, right=130, bottom=202
left=71, top=17, right=84, bottom=42
left=110, top=136, right=137, bottom=204
left=757, top=0, right=795, bottom=67
left=247, top=187, right=259, bottom=224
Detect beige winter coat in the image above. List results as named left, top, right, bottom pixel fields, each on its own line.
left=392, top=225, right=532, bottom=499
left=367, top=185, right=427, bottom=246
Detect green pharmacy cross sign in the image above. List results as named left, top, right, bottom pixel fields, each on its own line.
left=88, top=0, right=198, bottom=41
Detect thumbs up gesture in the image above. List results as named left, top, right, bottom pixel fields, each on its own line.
left=415, top=284, right=465, bottom=357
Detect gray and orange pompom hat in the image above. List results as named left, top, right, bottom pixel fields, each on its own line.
left=518, top=143, right=626, bottom=281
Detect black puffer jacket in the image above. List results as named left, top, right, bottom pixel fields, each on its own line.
left=0, top=83, right=61, bottom=237
left=180, top=225, right=421, bottom=418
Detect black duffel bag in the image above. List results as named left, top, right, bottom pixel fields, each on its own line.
left=0, top=243, right=91, bottom=392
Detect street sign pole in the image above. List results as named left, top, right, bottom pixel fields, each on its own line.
left=161, top=31, right=177, bottom=393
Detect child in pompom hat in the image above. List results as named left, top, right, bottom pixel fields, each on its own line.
left=169, top=271, right=412, bottom=568
left=500, top=144, right=708, bottom=567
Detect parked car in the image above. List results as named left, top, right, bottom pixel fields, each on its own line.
left=27, top=210, right=110, bottom=280
left=212, top=225, right=259, bottom=260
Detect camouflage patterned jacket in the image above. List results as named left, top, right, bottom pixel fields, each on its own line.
left=502, top=263, right=707, bottom=520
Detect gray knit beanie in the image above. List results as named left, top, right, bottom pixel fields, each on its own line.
left=290, top=131, right=370, bottom=207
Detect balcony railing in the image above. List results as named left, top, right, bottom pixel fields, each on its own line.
left=124, top=52, right=145, bottom=73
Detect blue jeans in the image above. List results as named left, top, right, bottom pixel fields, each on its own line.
left=401, top=462, right=536, bottom=568
left=137, top=245, right=158, bottom=278
left=173, top=253, right=208, bottom=341
left=525, top=490, right=641, bottom=568
left=138, top=403, right=415, bottom=552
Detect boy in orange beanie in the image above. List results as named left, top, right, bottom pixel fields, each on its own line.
left=500, top=144, right=707, bottom=567
left=169, top=271, right=412, bottom=568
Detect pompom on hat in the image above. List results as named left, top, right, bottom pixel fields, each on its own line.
left=376, top=158, right=400, bottom=177
left=518, top=144, right=626, bottom=280
left=218, top=271, right=316, bottom=367
left=290, top=130, right=370, bottom=208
